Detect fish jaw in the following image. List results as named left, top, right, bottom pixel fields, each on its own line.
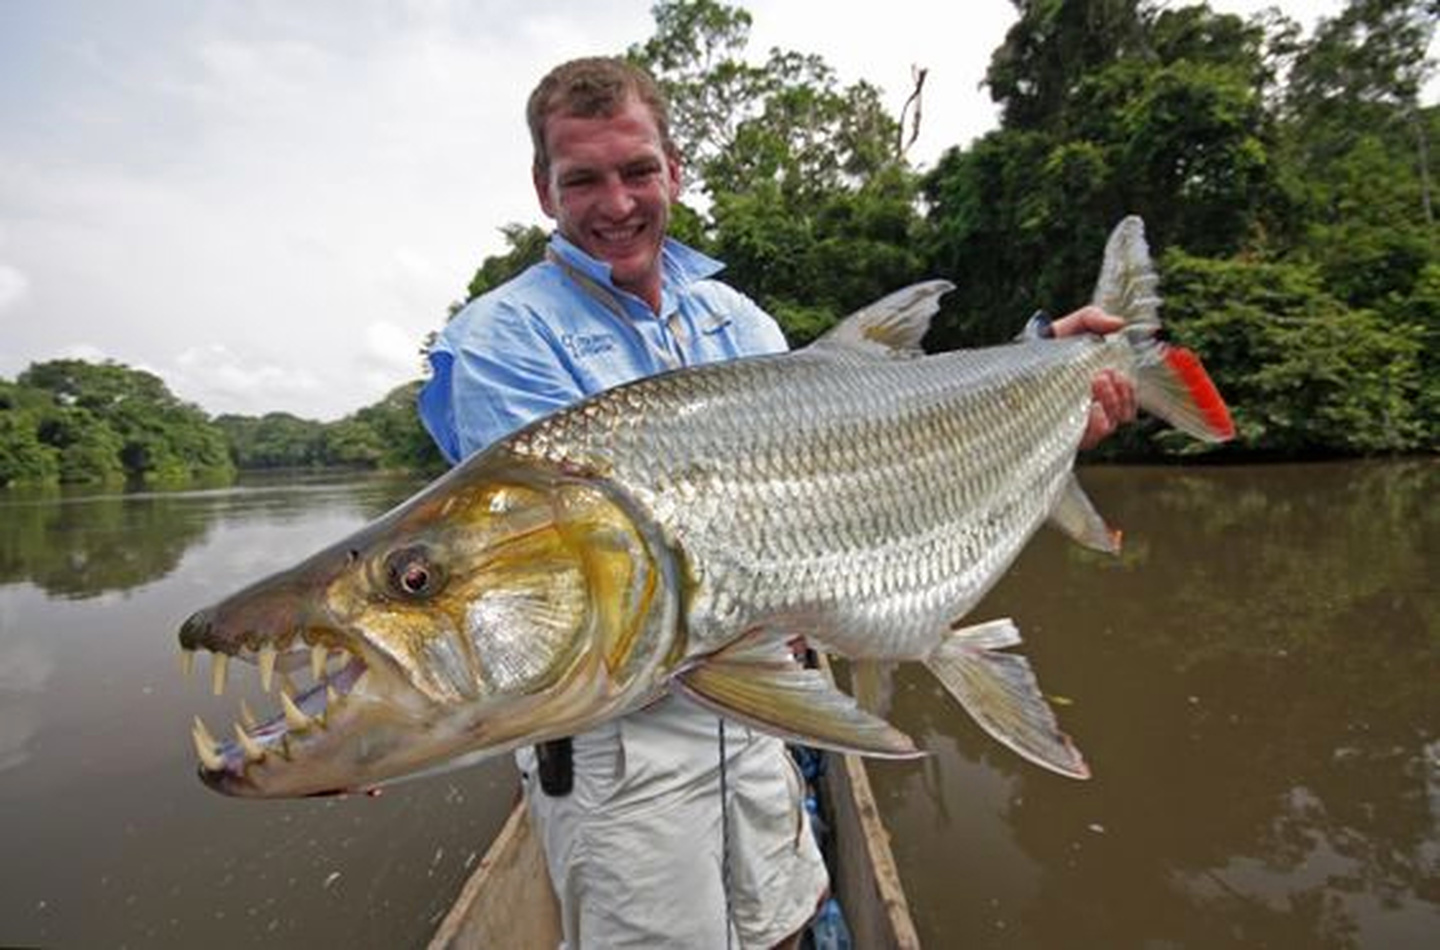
left=177, top=453, right=680, bottom=798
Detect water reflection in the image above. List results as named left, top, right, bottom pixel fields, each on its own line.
left=0, top=472, right=517, bottom=949
left=1, top=463, right=1434, bottom=948
left=0, top=638, right=52, bottom=772
left=0, top=473, right=421, bottom=599
left=871, top=461, right=1438, bottom=949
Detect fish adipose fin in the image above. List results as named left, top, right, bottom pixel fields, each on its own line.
left=677, top=646, right=922, bottom=759
left=810, top=279, right=955, bottom=358
left=923, top=618, right=1090, bottom=779
left=1097, top=216, right=1235, bottom=443
left=1048, top=474, right=1122, bottom=554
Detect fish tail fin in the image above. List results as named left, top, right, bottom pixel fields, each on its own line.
left=923, top=618, right=1090, bottom=779
left=1094, top=216, right=1235, bottom=443
left=1136, top=345, right=1236, bottom=442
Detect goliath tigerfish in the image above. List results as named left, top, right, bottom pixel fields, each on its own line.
left=179, top=217, right=1233, bottom=797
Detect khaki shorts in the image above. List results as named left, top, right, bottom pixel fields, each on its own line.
left=517, top=695, right=828, bottom=949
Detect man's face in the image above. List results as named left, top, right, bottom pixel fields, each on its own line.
left=533, top=96, right=682, bottom=310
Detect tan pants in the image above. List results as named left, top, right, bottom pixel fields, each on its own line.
left=517, top=695, right=828, bottom=949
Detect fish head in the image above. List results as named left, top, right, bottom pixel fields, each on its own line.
left=178, top=454, right=677, bottom=798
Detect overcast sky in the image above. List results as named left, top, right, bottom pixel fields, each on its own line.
left=0, top=0, right=1426, bottom=420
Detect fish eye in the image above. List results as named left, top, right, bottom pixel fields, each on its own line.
left=385, top=546, right=445, bottom=600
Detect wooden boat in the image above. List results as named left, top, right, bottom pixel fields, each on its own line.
left=428, top=749, right=920, bottom=948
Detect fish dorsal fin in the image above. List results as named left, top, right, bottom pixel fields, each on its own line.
left=809, top=280, right=955, bottom=358
left=676, top=638, right=922, bottom=759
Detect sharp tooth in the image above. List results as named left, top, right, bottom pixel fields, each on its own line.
left=192, top=717, right=224, bottom=771
left=281, top=690, right=312, bottom=732
left=278, top=734, right=294, bottom=761
left=258, top=645, right=277, bottom=692
left=233, top=723, right=265, bottom=762
left=179, top=650, right=195, bottom=677
left=351, top=670, right=371, bottom=696
left=211, top=653, right=229, bottom=696
left=311, top=644, right=327, bottom=681
left=193, top=715, right=218, bottom=747
left=326, top=685, right=341, bottom=707
left=238, top=699, right=258, bottom=731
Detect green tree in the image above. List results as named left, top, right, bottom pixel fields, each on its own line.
left=348, top=381, right=446, bottom=472
left=924, top=1, right=1284, bottom=348
left=1161, top=250, right=1426, bottom=454
left=11, top=360, right=233, bottom=485
left=36, top=406, right=126, bottom=484
left=628, top=0, right=926, bottom=340
left=218, top=412, right=325, bottom=469
left=462, top=224, right=550, bottom=303
left=985, top=0, right=1148, bottom=133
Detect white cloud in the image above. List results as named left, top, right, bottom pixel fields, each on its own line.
left=0, top=0, right=1429, bottom=419
left=0, top=264, right=29, bottom=311
left=169, top=343, right=324, bottom=416
left=56, top=343, right=110, bottom=363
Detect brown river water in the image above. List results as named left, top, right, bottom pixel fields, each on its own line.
left=0, top=461, right=1434, bottom=948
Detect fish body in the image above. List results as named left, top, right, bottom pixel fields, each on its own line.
left=179, top=217, right=1233, bottom=797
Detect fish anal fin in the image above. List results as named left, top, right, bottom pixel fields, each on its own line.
left=1048, top=474, right=1122, bottom=554
left=677, top=653, right=921, bottom=759
left=925, top=619, right=1090, bottom=779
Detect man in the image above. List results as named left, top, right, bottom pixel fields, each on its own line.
left=419, top=56, right=1134, bottom=950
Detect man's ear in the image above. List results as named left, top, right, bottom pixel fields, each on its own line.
left=533, top=166, right=557, bottom=219
left=664, top=149, right=683, bottom=202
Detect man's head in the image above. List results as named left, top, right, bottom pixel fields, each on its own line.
left=528, top=57, right=682, bottom=312
left=526, top=57, right=676, bottom=178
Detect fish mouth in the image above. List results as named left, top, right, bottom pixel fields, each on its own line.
left=179, top=605, right=380, bottom=797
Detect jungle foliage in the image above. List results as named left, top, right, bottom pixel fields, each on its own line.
left=460, top=0, right=1438, bottom=457
left=0, top=361, right=233, bottom=488
left=0, top=364, right=442, bottom=488
left=3, top=0, right=1436, bottom=486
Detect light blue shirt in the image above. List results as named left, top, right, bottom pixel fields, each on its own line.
left=419, top=233, right=789, bottom=463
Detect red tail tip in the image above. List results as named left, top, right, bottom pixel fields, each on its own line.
left=1164, top=348, right=1235, bottom=440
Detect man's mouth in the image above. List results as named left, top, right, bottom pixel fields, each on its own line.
left=595, top=223, right=644, bottom=246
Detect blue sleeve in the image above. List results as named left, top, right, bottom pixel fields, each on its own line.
left=418, top=302, right=585, bottom=463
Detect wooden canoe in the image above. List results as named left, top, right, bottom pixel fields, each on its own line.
left=427, top=750, right=920, bottom=948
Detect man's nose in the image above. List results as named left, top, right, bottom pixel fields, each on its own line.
left=597, top=177, right=637, bottom=218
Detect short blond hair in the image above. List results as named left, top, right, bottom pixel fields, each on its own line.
left=527, top=57, right=676, bottom=176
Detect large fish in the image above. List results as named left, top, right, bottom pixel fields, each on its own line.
left=179, top=217, right=1233, bottom=797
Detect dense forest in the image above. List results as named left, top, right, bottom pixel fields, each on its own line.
left=1, top=0, right=1435, bottom=488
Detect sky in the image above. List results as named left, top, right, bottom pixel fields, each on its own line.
left=0, top=0, right=1428, bottom=421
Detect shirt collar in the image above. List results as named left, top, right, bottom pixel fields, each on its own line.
left=546, top=232, right=726, bottom=312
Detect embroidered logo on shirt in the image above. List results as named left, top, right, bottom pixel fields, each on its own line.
left=560, top=332, right=618, bottom=360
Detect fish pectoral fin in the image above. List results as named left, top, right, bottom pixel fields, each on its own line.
left=677, top=656, right=922, bottom=759
left=925, top=618, right=1091, bottom=779
left=1048, top=474, right=1122, bottom=554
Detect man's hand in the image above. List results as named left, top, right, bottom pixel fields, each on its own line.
left=1050, top=306, right=1137, bottom=449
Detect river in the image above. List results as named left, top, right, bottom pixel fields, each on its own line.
left=0, top=461, right=1434, bottom=948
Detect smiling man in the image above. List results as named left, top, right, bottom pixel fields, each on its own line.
left=418, top=56, right=1134, bottom=949
left=419, top=58, right=826, bottom=950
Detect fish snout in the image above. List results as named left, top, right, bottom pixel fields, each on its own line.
left=177, top=604, right=216, bottom=652
left=176, top=562, right=373, bottom=794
